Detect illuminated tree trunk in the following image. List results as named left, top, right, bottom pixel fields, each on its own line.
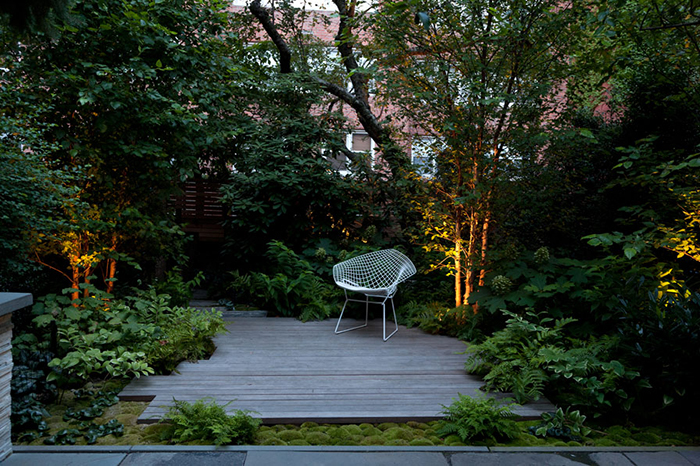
left=478, top=210, right=491, bottom=288
left=83, top=275, right=91, bottom=298
left=463, top=209, right=478, bottom=306
left=454, top=223, right=463, bottom=307
left=105, top=234, right=118, bottom=294
left=105, top=258, right=117, bottom=294
left=70, top=258, right=80, bottom=302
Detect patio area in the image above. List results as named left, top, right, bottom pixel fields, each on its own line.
left=118, top=317, right=555, bottom=424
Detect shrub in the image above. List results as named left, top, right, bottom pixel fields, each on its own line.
left=437, top=394, right=520, bottom=442
left=398, top=302, right=486, bottom=341
left=246, top=241, right=337, bottom=321
left=140, top=305, right=227, bottom=374
left=466, top=310, right=639, bottom=415
left=153, top=268, right=204, bottom=308
left=29, top=284, right=226, bottom=383
left=11, top=349, right=56, bottom=401
left=615, top=284, right=700, bottom=421
left=469, top=245, right=700, bottom=421
left=162, top=398, right=260, bottom=445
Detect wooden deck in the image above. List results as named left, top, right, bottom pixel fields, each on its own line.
left=119, top=317, right=555, bottom=424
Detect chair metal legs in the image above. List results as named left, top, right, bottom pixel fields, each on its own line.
left=383, top=296, right=398, bottom=341
left=334, top=290, right=369, bottom=335
left=334, top=290, right=398, bottom=341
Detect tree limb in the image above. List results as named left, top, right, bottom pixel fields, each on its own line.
left=641, top=19, right=700, bottom=30
left=249, top=0, right=408, bottom=177
left=249, top=0, right=293, bottom=74
left=332, top=0, right=369, bottom=105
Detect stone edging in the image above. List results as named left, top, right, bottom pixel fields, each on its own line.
left=12, top=445, right=700, bottom=453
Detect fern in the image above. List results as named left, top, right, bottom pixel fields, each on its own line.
left=510, top=368, right=547, bottom=403
left=465, top=310, right=572, bottom=402
left=437, top=394, right=521, bottom=442
left=465, top=309, right=637, bottom=415
left=163, top=398, right=260, bottom=445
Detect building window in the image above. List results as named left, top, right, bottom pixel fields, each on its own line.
left=327, top=151, right=348, bottom=172
left=351, top=133, right=371, bottom=152
left=326, top=131, right=375, bottom=174
left=346, top=130, right=375, bottom=161
left=411, top=136, right=437, bottom=177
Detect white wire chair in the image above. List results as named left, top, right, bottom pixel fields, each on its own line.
left=332, top=249, right=416, bottom=341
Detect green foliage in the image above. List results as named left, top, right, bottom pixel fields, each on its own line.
left=437, top=395, right=520, bottom=443
left=12, top=388, right=124, bottom=445
left=300, top=239, right=381, bottom=280
left=48, top=347, right=153, bottom=383
left=63, top=390, right=119, bottom=423
left=493, top=113, right=620, bottom=257
left=245, top=241, right=337, bottom=321
left=468, top=250, right=609, bottom=321
left=11, top=394, right=50, bottom=441
left=77, top=420, right=125, bottom=445
left=42, top=418, right=124, bottom=445
left=0, top=91, right=77, bottom=290
left=142, top=305, right=226, bottom=374
left=615, top=284, right=700, bottom=420
left=1, top=0, right=250, bottom=291
left=584, top=143, right=699, bottom=274
left=530, top=408, right=591, bottom=441
left=398, top=302, right=484, bottom=341
left=153, top=268, right=204, bottom=308
left=466, top=310, right=639, bottom=414
left=28, top=283, right=226, bottom=383
left=219, top=72, right=369, bottom=265
left=11, top=349, right=57, bottom=401
left=0, top=0, right=74, bottom=35
left=468, top=245, right=682, bottom=333
left=162, top=398, right=260, bottom=446
left=32, top=285, right=155, bottom=384
left=42, top=428, right=82, bottom=445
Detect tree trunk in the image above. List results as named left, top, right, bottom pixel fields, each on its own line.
left=463, top=208, right=478, bottom=308
left=106, top=258, right=117, bottom=294
left=105, top=234, right=118, bottom=294
left=83, top=275, right=90, bottom=298
left=71, top=260, right=80, bottom=303
left=478, top=202, right=492, bottom=288
left=454, top=225, right=463, bottom=308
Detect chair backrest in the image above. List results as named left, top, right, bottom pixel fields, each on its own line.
left=333, top=249, right=416, bottom=290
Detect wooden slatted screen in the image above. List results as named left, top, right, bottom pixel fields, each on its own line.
left=170, top=181, right=226, bottom=242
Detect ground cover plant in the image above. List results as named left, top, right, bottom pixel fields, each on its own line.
left=10, top=284, right=226, bottom=443
left=15, top=391, right=700, bottom=448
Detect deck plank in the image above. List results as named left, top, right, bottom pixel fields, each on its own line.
left=120, top=317, right=555, bottom=423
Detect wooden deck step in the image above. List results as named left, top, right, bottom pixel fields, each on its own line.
left=119, top=318, right=555, bottom=424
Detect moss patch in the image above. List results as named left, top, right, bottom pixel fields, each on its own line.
left=14, top=384, right=700, bottom=448
left=361, top=426, right=383, bottom=436
left=304, top=432, right=331, bottom=445
left=288, top=439, right=311, bottom=446
left=409, top=438, right=435, bottom=446
left=341, top=425, right=363, bottom=436
left=277, top=430, right=304, bottom=442
left=260, top=438, right=288, bottom=446
left=384, top=427, right=415, bottom=441
left=361, top=435, right=386, bottom=445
